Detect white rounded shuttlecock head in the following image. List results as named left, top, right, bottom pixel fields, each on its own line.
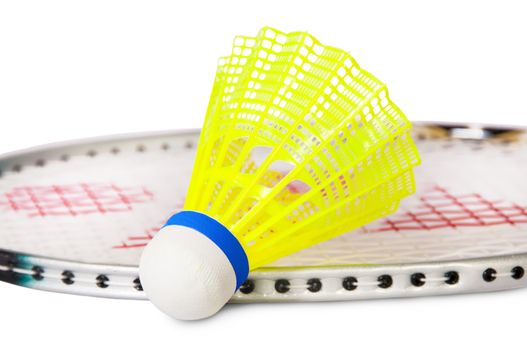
left=139, top=212, right=248, bottom=320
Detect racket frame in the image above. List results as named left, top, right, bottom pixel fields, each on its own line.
left=1, top=122, right=526, bottom=302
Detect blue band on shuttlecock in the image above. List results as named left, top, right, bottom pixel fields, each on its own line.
left=164, top=210, right=249, bottom=290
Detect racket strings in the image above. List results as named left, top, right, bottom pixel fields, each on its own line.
left=2, top=126, right=527, bottom=303
left=417, top=275, right=449, bottom=283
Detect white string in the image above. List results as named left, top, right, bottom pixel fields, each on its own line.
left=492, top=272, right=513, bottom=278
left=286, top=284, right=309, bottom=289
left=421, top=276, right=448, bottom=283
left=354, top=281, right=379, bottom=287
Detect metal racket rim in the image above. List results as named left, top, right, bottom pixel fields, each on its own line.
left=2, top=248, right=526, bottom=302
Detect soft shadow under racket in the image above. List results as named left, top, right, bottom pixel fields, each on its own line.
left=1, top=122, right=527, bottom=302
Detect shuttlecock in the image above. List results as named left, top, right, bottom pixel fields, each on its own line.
left=139, top=27, right=420, bottom=320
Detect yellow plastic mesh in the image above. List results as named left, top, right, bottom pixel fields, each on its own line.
left=185, top=27, right=420, bottom=269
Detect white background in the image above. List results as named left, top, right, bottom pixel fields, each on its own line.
left=0, top=0, right=526, bottom=349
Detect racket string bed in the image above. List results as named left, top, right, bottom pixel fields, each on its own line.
left=2, top=124, right=527, bottom=303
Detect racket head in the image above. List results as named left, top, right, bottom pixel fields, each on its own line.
left=1, top=123, right=527, bottom=301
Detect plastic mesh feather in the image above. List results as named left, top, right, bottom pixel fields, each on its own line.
left=185, top=27, right=420, bottom=268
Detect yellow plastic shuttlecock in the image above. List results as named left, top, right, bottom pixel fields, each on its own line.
left=139, top=27, right=420, bottom=320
